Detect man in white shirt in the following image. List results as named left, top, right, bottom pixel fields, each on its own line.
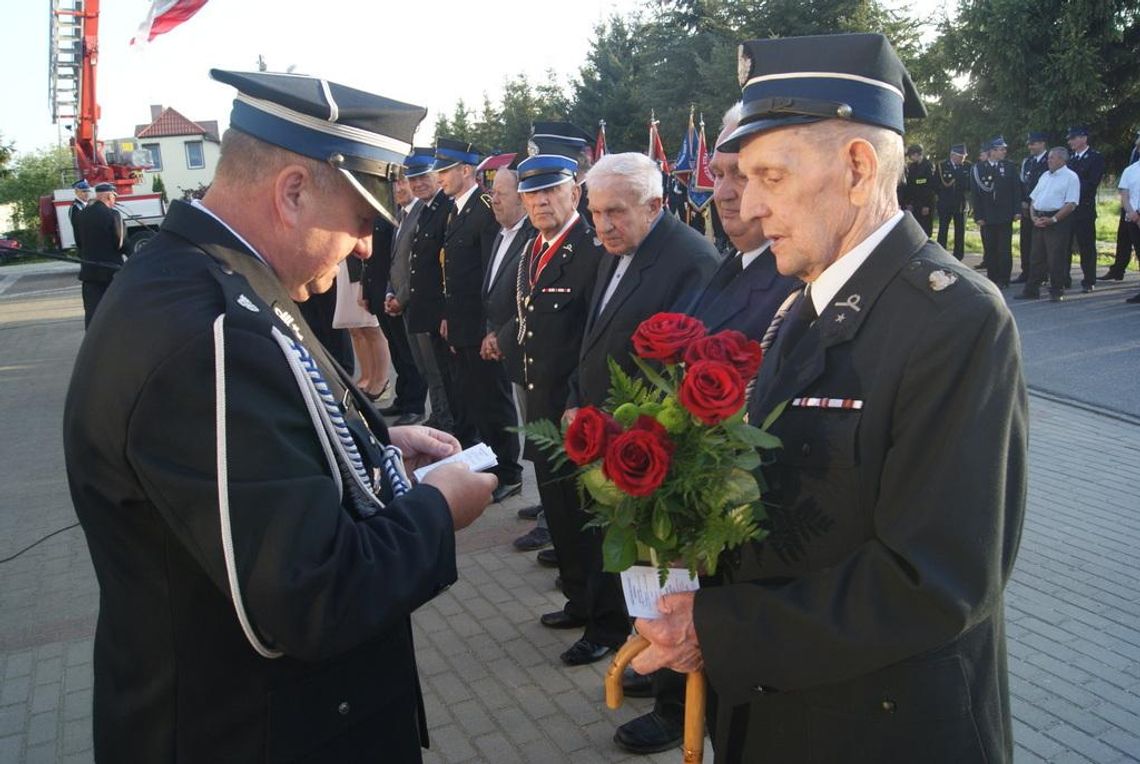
left=631, top=33, right=1027, bottom=764
left=1018, top=147, right=1081, bottom=301
left=1119, top=148, right=1140, bottom=304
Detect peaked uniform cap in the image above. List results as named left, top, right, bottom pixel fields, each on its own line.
left=404, top=146, right=437, bottom=178
left=432, top=137, right=482, bottom=172
left=73, top=179, right=92, bottom=190
left=210, top=68, right=427, bottom=225
left=530, top=121, right=594, bottom=149
left=518, top=128, right=585, bottom=192
left=1066, top=125, right=1089, bottom=138
left=720, top=33, right=926, bottom=152
left=1027, top=131, right=1049, bottom=143
left=950, top=143, right=967, bottom=155
left=988, top=136, right=1007, bottom=150
left=94, top=183, right=116, bottom=193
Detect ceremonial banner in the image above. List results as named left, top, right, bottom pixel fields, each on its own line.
left=595, top=120, right=608, bottom=159
left=132, top=0, right=209, bottom=45
left=647, top=112, right=670, bottom=174
left=689, top=116, right=714, bottom=211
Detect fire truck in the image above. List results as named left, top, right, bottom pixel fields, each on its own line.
left=39, top=0, right=166, bottom=253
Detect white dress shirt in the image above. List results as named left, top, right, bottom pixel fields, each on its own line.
left=741, top=242, right=771, bottom=270
left=191, top=199, right=268, bottom=267
left=1030, top=166, right=1081, bottom=212
left=598, top=211, right=664, bottom=313
left=1118, top=161, right=1140, bottom=213
left=451, top=183, right=477, bottom=215
left=809, top=212, right=904, bottom=314
left=487, top=215, right=527, bottom=285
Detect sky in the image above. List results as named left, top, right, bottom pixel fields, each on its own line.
left=2, top=0, right=953, bottom=160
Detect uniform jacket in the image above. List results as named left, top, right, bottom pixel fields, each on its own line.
left=63, top=201, right=458, bottom=763
left=1020, top=153, right=1049, bottom=204
left=694, top=214, right=1027, bottom=764
left=900, top=159, right=937, bottom=210
left=389, top=199, right=424, bottom=307
left=569, top=211, right=719, bottom=408
left=973, top=160, right=1021, bottom=223
left=69, top=199, right=86, bottom=249
left=686, top=246, right=799, bottom=340
left=405, top=190, right=449, bottom=334
left=481, top=217, right=534, bottom=337
left=76, top=201, right=127, bottom=283
left=360, top=218, right=394, bottom=316
left=1068, top=148, right=1106, bottom=220
left=936, top=159, right=971, bottom=212
left=441, top=186, right=498, bottom=348
left=499, top=216, right=603, bottom=453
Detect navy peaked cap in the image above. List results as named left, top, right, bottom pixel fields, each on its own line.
left=432, top=137, right=482, bottom=172
left=719, top=33, right=925, bottom=152
left=988, top=136, right=1007, bottom=150
left=94, top=182, right=116, bottom=193
left=950, top=143, right=967, bottom=155
left=404, top=146, right=436, bottom=178
left=1066, top=125, right=1089, bottom=139
left=210, top=68, right=427, bottom=225
left=1027, top=131, right=1049, bottom=143
left=72, top=179, right=91, bottom=190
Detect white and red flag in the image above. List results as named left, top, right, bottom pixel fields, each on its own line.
left=647, top=112, right=670, bottom=174
left=132, top=0, right=209, bottom=45
left=595, top=120, right=608, bottom=159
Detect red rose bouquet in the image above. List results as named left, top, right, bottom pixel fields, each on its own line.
left=523, top=312, right=784, bottom=581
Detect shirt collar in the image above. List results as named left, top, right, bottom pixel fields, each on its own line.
left=540, top=211, right=579, bottom=247
left=740, top=241, right=770, bottom=270
left=451, top=182, right=478, bottom=213
left=191, top=199, right=269, bottom=267
left=504, top=214, right=527, bottom=235
left=809, top=212, right=904, bottom=314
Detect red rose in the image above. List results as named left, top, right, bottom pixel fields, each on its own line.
left=629, top=414, right=675, bottom=453
left=564, top=406, right=621, bottom=466
left=632, top=312, right=707, bottom=364
left=603, top=426, right=674, bottom=497
left=678, top=360, right=746, bottom=425
left=684, top=330, right=764, bottom=381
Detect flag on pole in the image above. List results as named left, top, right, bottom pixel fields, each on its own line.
left=689, top=114, right=714, bottom=211
left=672, top=107, right=698, bottom=189
left=132, top=0, right=209, bottom=45
left=595, top=120, right=608, bottom=159
left=647, top=111, right=670, bottom=174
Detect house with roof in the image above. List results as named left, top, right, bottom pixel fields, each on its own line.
left=133, top=105, right=221, bottom=197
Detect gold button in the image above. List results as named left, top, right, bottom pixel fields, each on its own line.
left=527, top=383, right=534, bottom=390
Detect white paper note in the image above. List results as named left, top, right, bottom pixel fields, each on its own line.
left=620, top=565, right=700, bottom=620
left=412, top=442, right=499, bottom=482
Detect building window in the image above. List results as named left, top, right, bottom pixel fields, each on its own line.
left=142, top=143, right=162, bottom=171
left=185, top=141, right=205, bottom=169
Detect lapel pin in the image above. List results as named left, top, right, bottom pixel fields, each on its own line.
left=237, top=294, right=260, bottom=312
left=929, top=270, right=958, bottom=291
left=834, top=294, right=862, bottom=312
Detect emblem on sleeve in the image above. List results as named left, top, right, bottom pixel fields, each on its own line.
left=928, top=270, right=958, bottom=291
left=237, top=294, right=260, bottom=312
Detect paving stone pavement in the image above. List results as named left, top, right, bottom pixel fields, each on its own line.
left=1, top=264, right=1138, bottom=763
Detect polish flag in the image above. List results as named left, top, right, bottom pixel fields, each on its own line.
left=132, top=0, right=209, bottom=45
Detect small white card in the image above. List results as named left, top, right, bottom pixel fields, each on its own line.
left=412, top=442, right=499, bottom=482
left=620, top=564, right=700, bottom=620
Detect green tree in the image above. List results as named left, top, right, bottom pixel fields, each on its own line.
left=152, top=174, right=168, bottom=204
left=570, top=15, right=648, bottom=152
left=0, top=132, right=14, bottom=179
left=0, top=145, right=72, bottom=232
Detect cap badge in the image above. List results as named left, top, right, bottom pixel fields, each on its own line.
left=527, top=140, right=540, bottom=157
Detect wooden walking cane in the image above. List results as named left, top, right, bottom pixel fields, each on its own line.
left=604, top=635, right=707, bottom=764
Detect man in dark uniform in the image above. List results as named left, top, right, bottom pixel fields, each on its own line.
left=496, top=134, right=606, bottom=659
left=68, top=179, right=90, bottom=249
left=434, top=137, right=524, bottom=502
left=1066, top=126, right=1106, bottom=292
left=974, top=136, right=1021, bottom=287
left=613, top=101, right=800, bottom=756
left=970, top=146, right=992, bottom=270
left=75, top=182, right=129, bottom=327
left=936, top=143, right=970, bottom=260
left=1015, top=132, right=1050, bottom=283
left=900, top=144, right=937, bottom=236
left=632, top=34, right=1026, bottom=764
left=62, top=70, right=496, bottom=763
left=400, top=147, right=456, bottom=431
left=565, top=152, right=720, bottom=667
left=1102, top=130, right=1139, bottom=281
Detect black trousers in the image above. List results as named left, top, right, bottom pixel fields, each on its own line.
left=912, top=207, right=934, bottom=237
left=1026, top=216, right=1074, bottom=296
left=446, top=345, right=522, bottom=483
left=1107, top=212, right=1140, bottom=277
left=1069, top=212, right=1099, bottom=288
left=980, top=221, right=1013, bottom=285
left=937, top=208, right=965, bottom=260
left=81, top=280, right=110, bottom=329
left=377, top=311, right=426, bottom=414
left=1018, top=212, right=1034, bottom=277
left=534, top=454, right=590, bottom=621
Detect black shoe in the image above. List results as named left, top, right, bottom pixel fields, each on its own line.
left=393, top=411, right=425, bottom=426
left=1010, top=274, right=1027, bottom=284
left=1013, top=291, right=1040, bottom=300
left=513, top=526, right=551, bottom=551
left=621, top=667, right=655, bottom=698
left=973, top=263, right=988, bottom=271
left=516, top=503, right=543, bottom=520
left=1081, top=285, right=1094, bottom=294
left=1126, top=293, right=1140, bottom=304
left=560, top=638, right=613, bottom=666
left=1100, top=271, right=1124, bottom=281
left=614, top=711, right=684, bottom=754
left=491, top=481, right=522, bottom=503
left=1050, top=293, right=1065, bottom=302
left=996, top=281, right=1010, bottom=289
left=536, top=548, right=558, bottom=568
left=540, top=610, right=586, bottom=629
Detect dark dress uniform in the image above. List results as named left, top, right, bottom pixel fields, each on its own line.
left=901, top=158, right=937, bottom=236
left=936, top=159, right=970, bottom=259
left=441, top=186, right=522, bottom=485
left=499, top=216, right=603, bottom=636
left=973, top=160, right=1021, bottom=286
left=63, top=202, right=458, bottom=763
left=570, top=211, right=720, bottom=648
left=1067, top=147, right=1106, bottom=289
left=75, top=200, right=128, bottom=328
left=696, top=214, right=1027, bottom=764
left=68, top=197, right=86, bottom=249
left=1018, top=152, right=1049, bottom=280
